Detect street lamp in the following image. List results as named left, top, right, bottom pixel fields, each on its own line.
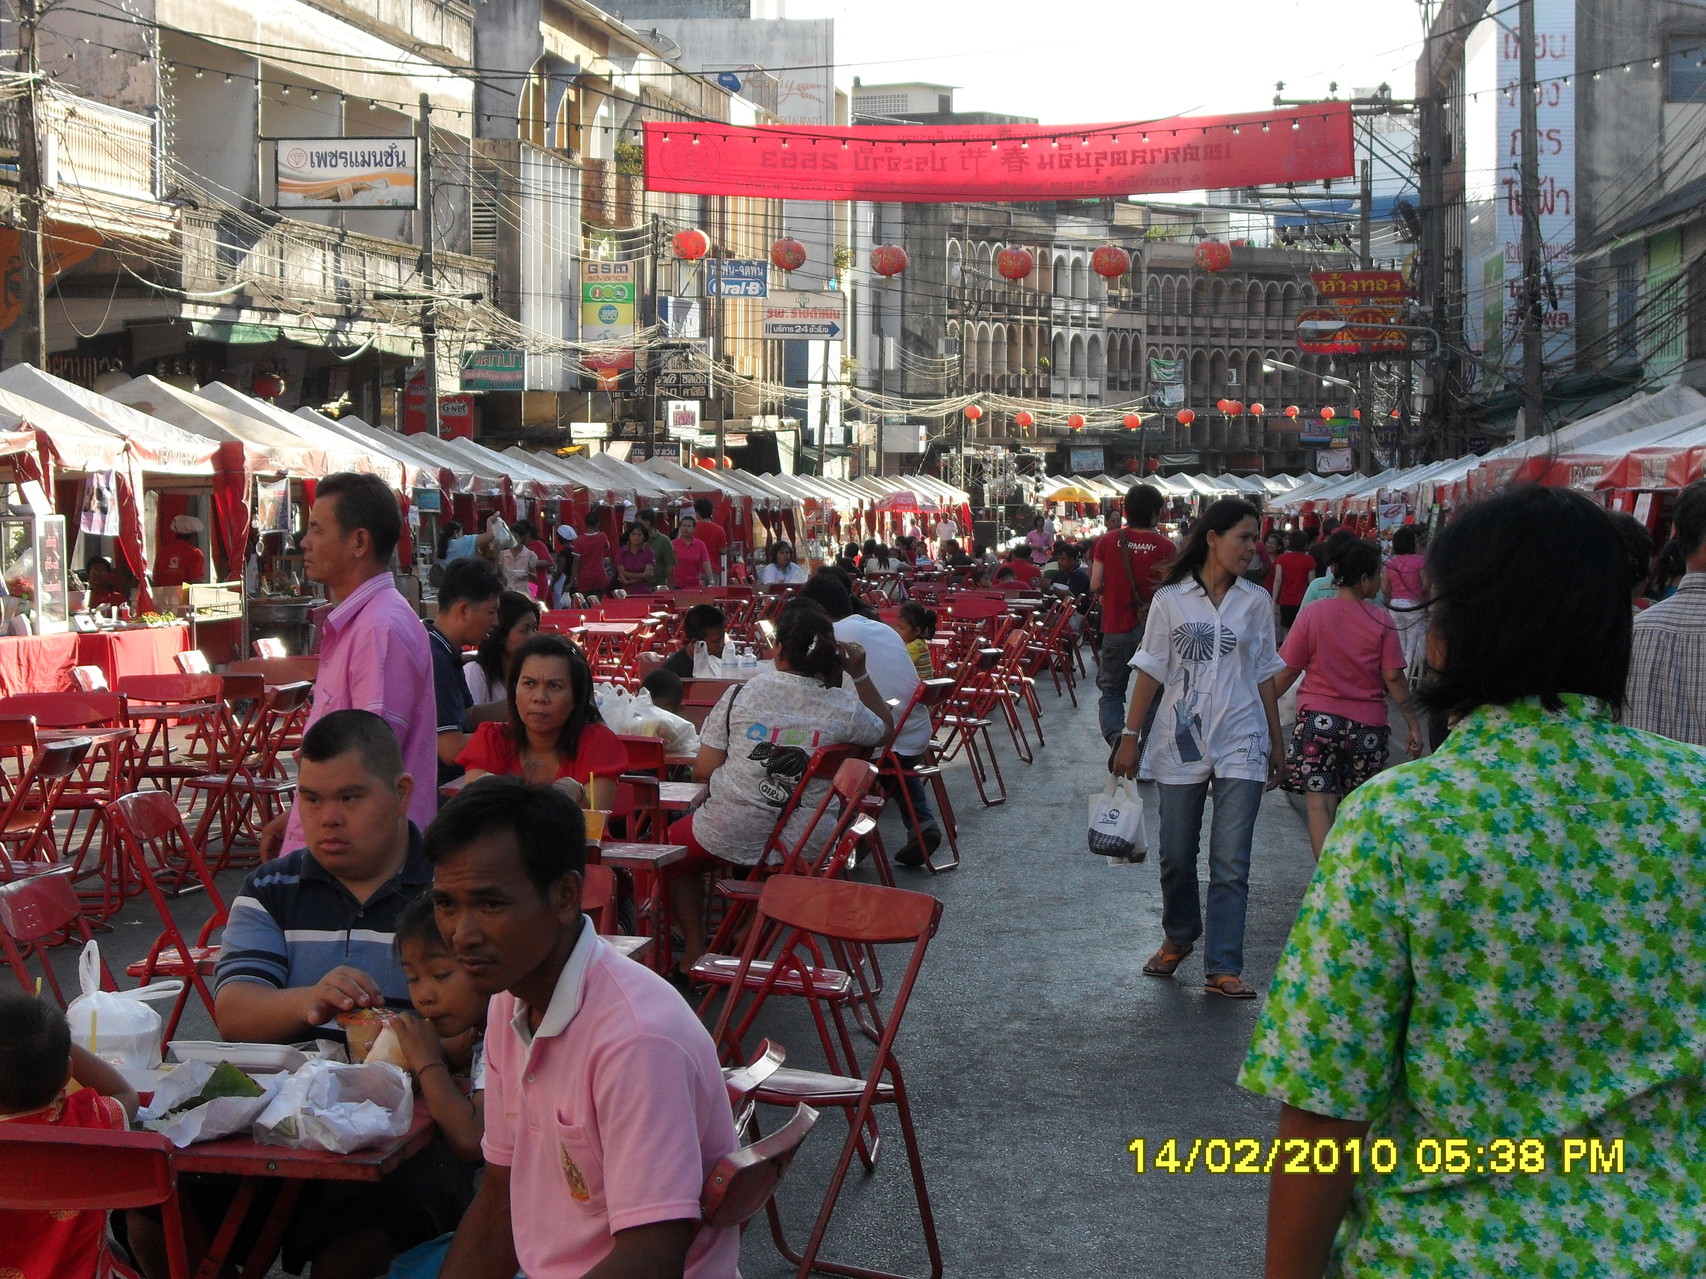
left=1262, top=356, right=1354, bottom=389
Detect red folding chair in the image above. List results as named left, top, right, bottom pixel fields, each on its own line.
left=877, top=679, right=961, bottom=874
left=932, top=649, right=1008, bottom=806
left=0, top=721, right=92, bottom=884
left=0, top=864, right=115, bottom=1006
left=697, top=1103, right=819, bottom=1242
left=106, top=789, right=228, bottom=1049
left=0, top=1124, right=193, bottom=1279
left=183, top=680, right=313, bottom=866
left=71, top=664, right=109, bottom=692
left=174, top=649, right=213, bottom=675
left=706, top=876, right=945, bottom=1279
left=116, top=673, right=224, bottom=796
left=612, top=734, right=668, bottom=842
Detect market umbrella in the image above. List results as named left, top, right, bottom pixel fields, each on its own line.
left=1046, top=484, right=1101, bottom=503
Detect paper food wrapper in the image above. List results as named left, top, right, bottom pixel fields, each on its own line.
left=253, top=1060, right=413, bottom=1154
left=138, top=1060, right=284, bottom=1148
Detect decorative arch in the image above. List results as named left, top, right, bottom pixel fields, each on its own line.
left=1088, top=334, right=1106, bottom=380
left=1069, top=333, right=1087, bottom=377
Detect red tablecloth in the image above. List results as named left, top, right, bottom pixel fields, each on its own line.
left=77, top=627, right=190, bottom=685
left=0, top=632, right=80, bottom=695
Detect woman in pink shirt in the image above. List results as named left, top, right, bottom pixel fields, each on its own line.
left=671, top=513, right=713, bottom=589
left=1272, top=538, right=1423, bottom=859
left=1381, top=524, right=1428, bottom=675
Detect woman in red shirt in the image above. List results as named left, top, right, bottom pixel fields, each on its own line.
left=1271, top=529, right=1318, bottom=629
left=572, top=506, right=613, bottom=598
left=457, top=633, right=626, bottom=810
left=671, top=513, right=714, bottom=589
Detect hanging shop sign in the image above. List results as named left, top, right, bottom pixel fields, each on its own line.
left=1068, top=448, right=1106, bottom=474
left=666, top=400, right=702, bottom=440
left=581, top=261, right=636, bottom=385
left=275, top=137, right=418, bottom=209
left=459, top=349, right=526, bottom=392
left=761, top=292, right=845, bottom=340
left=643, top=104, right=1353, bottom=203
left=1317, top=448, right=1356, bottom=474
left=706, top=260, right=769, bottom=298
left=654, top=341, right=713, bottom=398
left=1310, top=270, right=1407, bottom=300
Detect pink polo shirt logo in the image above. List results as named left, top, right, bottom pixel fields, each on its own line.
left=561, top=1146, right=591, bottom=1203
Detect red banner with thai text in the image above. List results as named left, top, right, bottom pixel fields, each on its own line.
left=643, top=104, right=1354, bottom=203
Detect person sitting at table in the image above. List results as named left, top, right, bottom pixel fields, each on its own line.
left=637, top=669, right=700, bottom=757
left=670, top=513, right=714, bottom=590
left=456, top=633, right=625, bottom=811
left=613, top=522, right=656, bottom=596
left=758, top=539, right=808, bottom=586
left=1048, top=543, right=1091, bottom=598
left=427, top=557, right=504, bottom=794
left=428, top=780, right=739, bottom=1279
left=194, top=709, right=472, bottom=1279
left=464, top=590, right=540, bottom=708
left=665, top=599, right=893, bottom=973
left=940, top=539, right=975, bottom=570
left=662, top=604, right=727, bottom=678
left=83, top=556, right=130, bottom=609
left=0, top=992, right=140, bottom=1279
left=1005, top=548, right=1043, bottom=588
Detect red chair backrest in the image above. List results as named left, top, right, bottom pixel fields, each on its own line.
left=618, top=734, right=666, bottom=774
left=0, top=692, right=121, bottom=729
left=699, top=1102, right=819, bottom=1232
left=758, top=874, right=942, bottom=946
left=582, top=862, right=619, bottom=933
left=174, top=650, right=212, bottom=675
left=106, top=789, right=227, bottom=916
left=71, top=665, right=109, bottom=692
left=0, top=865, right=111, bottom=1004
left=116, top=673, right=224, bottom=705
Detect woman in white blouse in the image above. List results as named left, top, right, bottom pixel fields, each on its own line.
left=1111, top=498, right=1286, bottom=999
left=757, top=540, right=809, bottom=586
left=464, top=590, right=541, bottom=706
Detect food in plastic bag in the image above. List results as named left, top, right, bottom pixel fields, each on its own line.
left=337, top=1008, right=397, bottom=1063
left=65, top=940, right=182, bottom=1071
left=1088, top=775, right=1147, bottom=864
left=254, top=1060, right=413, bottom=1154
left=139, top=1059, right=284, bottom=1147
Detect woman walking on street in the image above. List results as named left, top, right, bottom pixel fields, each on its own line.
left=1112, top=498, right=1287, bottom=999
left=1272, top=538, right=1423, bottom=859
left=1381, top=525, right=1428, bottom=675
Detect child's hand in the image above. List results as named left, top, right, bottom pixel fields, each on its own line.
left=389, top=1013, right=447, bottom=1076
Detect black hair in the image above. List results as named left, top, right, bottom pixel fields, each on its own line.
left=1158, top=498, right=1261, bottom=588
left=800, top=571, right=856, bottom=620
left=774, top=598, right=845, bottom=686
left=88, top=555, right=112, bottom=572
left=1658, top=537, right=1687, bottom=583
left=1608, top=512, right=1654, bottom=594
left=694, top=497, right=714, bottom=520
left=1124, top=484, right=1165, bottom=528
left=442, top=521, right=463, bottom=541
left=511, top=520, right=533, bottom=542
left=897, top=601, right=937, bottom=639
left=301, top=708, right=403, bottom=783
left=870, top=544, right=893, bottom=570
left=393, top=891, right=448, bottom=957
left=317, top=472, right=402, bottom=561
left=640, top=668, right=684, bottom=710
left=995, top=566, right=1017, bottom=581
left=683, top=604, right=726, bottom=640
left=639, top=508, right=659, bottom=528
left=438, top=556, right=505, bottom=611
left=1420, top=486, right=1630, bottom=716
left=861, top=539, right=879, bottom=556
left=423, top=775, right=586, bottom=897
left=1310, top=527, right=1357, bottom=574
left=1673, top=480, right=1706, bottom=559
left=475, top=591, right=541, bottom=688
left=1057, top=543, right=1081, bottom=562
left=1286, top=529, right=1309, bottom=553
left=1391, top=525, right=1419, bottom=556
left=1330, top=538, right=1382, bottom=588
left=0, top=992, right=71, bottom=1112
left=768, top=540, right=795, bottom=565
left=504, top=633, right=603, bottom=758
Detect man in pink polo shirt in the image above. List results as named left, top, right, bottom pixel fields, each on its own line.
left=262, top=472, right=438, bottom=858
left=429, top=778, right=738, bottom=1279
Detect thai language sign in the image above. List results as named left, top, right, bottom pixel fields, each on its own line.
left=643, top=105, right=1354, bottom=203
left=275, top=137, right=418, bottom=209
left=459, top=350, right=526, bottom=392
left=1310, top=270, right=1407, bottom=300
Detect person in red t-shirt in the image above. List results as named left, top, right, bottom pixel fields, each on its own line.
left=692, top=497, right=727, bottom=583
left=573, top=506, right=614, bottom=598
left=1006, top=550, right=1043, bottom=587
left=1272, top=529, right=1319, bottom=630
left=153, top=514, right=207, bottom=588
left=1090, top=484, right=1177, bottom=746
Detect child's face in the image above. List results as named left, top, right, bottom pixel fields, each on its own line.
left=400, top=938, right=488, bottom=1039
left=896, top=617, right=919, bottom=642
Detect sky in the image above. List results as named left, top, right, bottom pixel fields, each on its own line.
left=781, top=0, right=1431, bottom=124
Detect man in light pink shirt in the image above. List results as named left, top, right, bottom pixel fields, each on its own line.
left=262, top=473, right=437, bottom=857
left=429, top=779, right=739, bottom=1279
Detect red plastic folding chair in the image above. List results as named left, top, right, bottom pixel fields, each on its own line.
left=183, top=680, right=313, bottom=866
left=106, top=789, right=228, bottom=1048
left=932, top=649, right=1008, bottom=806
left=116, top=673, right=224, bottom=797
left=0, top=722, right=92, bottom=884
left=0, top=864, right=116, bottom=1006
left=697, top=1103, right=819, bottom=1243
left=0, top=1124, right=193, bottom=1279
left=707, top=876, right=944, bottom=1279
left=174, top=649, right=213, bottom=675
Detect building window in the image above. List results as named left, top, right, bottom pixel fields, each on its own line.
left=1666, top=36, right=1706, bottom=102
left=1614, top=263, right=1639, bottom=363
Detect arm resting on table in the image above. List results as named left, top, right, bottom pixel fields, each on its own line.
left=69, top=1043, right=139, bottom=1121
left=1263, top=1104, right=1369, bottom=1279
left=440, top=1164, right=519, bottom=1279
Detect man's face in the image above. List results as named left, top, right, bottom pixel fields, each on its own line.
left=302, top=495, right=361, bottom=586
left=702, top=623, right=726, bottom=652
left=442, top=594, right=500, bottom=648
left=431, top=830, right=581, bottom=996
left=297, top=750, right=412, bottom=885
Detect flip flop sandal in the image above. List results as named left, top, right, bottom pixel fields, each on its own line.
left=1142, top=942, right=1194, bottom=977
left=1204, top=975, right=1257, bottom=999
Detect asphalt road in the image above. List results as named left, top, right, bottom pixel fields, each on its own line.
left=58, top=664, right=1323, bottom=1279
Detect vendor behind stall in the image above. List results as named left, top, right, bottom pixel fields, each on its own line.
left=155, top=514, right=207, bottom=588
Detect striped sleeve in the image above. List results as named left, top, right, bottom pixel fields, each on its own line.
left=213, top=891, right=290, bottom=992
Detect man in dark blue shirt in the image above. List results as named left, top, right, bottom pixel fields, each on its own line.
left=424, top=556, right=503, bottom=790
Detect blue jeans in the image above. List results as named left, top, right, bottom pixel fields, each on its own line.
left=1155, top=777, right=1265, bottom=977
left=1097, top=628, right=1141, bottom=745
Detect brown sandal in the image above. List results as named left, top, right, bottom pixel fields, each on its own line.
left=1205, top=974, right=1257, bottom=999
left=1142, top=941, right=1193, bottom=977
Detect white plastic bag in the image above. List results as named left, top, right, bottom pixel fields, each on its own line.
left=65, top=940, right=182, bottom=1071
left=1088, top=775, right=1147, bottom=864
left=138, top=1059, right=285, bottom=1147
left=253, top=1060, right=413, bottom=1154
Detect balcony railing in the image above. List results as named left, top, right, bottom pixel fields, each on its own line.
left=0, top=90, right=158, bottom=203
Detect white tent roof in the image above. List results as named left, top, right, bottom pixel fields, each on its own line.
left=0, top=365, right=219, bottom=477
left=109, top=376, right=329, bottom=477
left=190, top=384, right=404, bottom=490
left=434, top=436, right=576, bottom=499
left=292, top=411, right=445, bottom=490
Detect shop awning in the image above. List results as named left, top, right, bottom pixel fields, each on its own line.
left=192, top=384, right=404, bottom=491
left=0, top=365, right=219, bottom=477
left=108, top=376, right=327, bottom=477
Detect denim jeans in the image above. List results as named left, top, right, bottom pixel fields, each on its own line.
left=1096, top=628, right=1141, bottom=745
left=892, top=754, right=937, bottom=827
left=1155, top=776, right=1265, bottom=977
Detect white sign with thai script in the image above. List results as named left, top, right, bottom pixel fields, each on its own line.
left=275, top=137, right=419, bottom=209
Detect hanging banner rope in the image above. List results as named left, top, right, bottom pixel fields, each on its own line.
left=643, top=104, right=1354, bottom=203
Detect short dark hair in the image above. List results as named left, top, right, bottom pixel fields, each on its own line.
left=318, top=472, right=402, bottom=561
left=88, top=555, right=112, bottom=572
left=1286, top=529, right=1309, bottom=552
left=1330, top=538, right=1381, bottom=587
left=1673, top=481, right=1706, bottom=559
left=505, top=633, right=602, bottom=758
left=424, top=775, right=585, bottom=896
left=1420, top=486, right=1630, bottom=716
left=0, top=992, right=71, bottom=1112
left=800, top=571, right=856, bottom=620
left=1608, top=512, right=1654, bottom=593
left=300, top=708, right=403, bottom=783
left=640, top=668, right=683, bottom=709
left=694, top=497, right=714, bottom=520
left=393, top=891, right=447, bottom=956
left=1125, top=484, right=1165, bottom=528
left=683, top=605, right=726, bottom=640
left=1391, top=525, right=1419, bottom=555
left=438, top=556, right=504, bottom=611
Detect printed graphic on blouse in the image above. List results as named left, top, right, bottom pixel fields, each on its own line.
left=750, top=740, right=811, bottom=807
left=1168, top=620, right=1238, bottom=763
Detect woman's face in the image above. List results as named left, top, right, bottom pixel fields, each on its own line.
left=776, top=544, right=793, bottom=565
left=504, top=611, right=539, bottom=657
left=1208, top=517, right=1261, bottom=578
left=628, top=526, right=646, bottom=548
left=515, top=654, right=575, bottom=739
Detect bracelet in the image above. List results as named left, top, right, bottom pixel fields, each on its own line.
left=854, top=673, right=873, bottom=685
left=417, top=1061, right=450, bottom=1078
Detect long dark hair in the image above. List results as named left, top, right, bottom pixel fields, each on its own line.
left=774, top=598, right=845, bottom=686
left=476, top=591, right=540, bottom=687
left=505, top=632, right=604, bottom=759
left=1158, top=498, right=1261, bottom=588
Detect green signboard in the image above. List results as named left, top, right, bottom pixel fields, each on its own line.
left=459, top=349, right=526, bottom=391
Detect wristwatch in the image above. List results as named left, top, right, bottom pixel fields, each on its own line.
left=1119, top=727, right=1141, bottom=738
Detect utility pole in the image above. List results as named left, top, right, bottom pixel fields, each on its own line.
left=17, top=0, right=47, bottom=369
left=712, top=198, right=726, bottom=468
left=418, top=94, right=439, bottom=438
left=1517, top=0, right=1545, bottom=442
left=1357, top=155, right=1374, bottom=474
left=645, top=213, right=660, bottom=462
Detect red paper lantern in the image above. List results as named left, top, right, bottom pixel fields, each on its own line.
left=1067, top=413, right=1086, bottom=431
left=964, top=404, right=983, bottom=421
left=1352, top=409, right=1362, bottom=420
left=672, top=228, right=710, bottom=260
left=1284, top=405, right=1300, bottom=419
left=1389, top=409, right=1401, bottom=418
left=1228, top=401, right=1245, bottom=416
left=1216, top=398, right=1231, bottom=414
left=1176, top=409, right=1196, bottom=426
left=1123, top=413, right=1142, bottom=431
left=1147, top=457, right=1162, bottom=472
left=1321, top=406, right=1337, bottom=420
left=995, top=247, right=1035, bottom=281
left=1013, top=410, right=1034, bottom=429
left=251, top=372, right=285, bottom=399
left=1090, top=246, right=1130, bottom=279
left=1194, top=239, right=1233, bottom=272
left=1249, top=402, right=1265, bottom=416
left=870, top=244, right=908, bottom=276
left=769, top=238, right=807, bottom=271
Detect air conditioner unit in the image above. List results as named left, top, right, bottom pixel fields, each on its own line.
left=1226, top=369, right=1241, bottom=385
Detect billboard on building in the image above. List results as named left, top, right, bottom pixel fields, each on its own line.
left=581, top=261, right=636, bottom=385
left=275, top=138, right=418, bottom=209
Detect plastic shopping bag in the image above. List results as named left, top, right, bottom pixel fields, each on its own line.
left=138, top=1059, right=285, bottom=1147
left=1088, top=775, right=1147, bottom=864
left=65, top=940, right=183, bottom=1072
left=254, top=1060, right=413, bottom=1154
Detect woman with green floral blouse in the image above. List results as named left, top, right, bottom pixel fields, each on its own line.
left=1241, top=486, right=1706, bottom=1278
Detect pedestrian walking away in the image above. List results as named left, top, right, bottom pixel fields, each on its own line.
left=1380, top=524, right=1428, bottom=677
left=1091, top=483, right=1176, bottom=748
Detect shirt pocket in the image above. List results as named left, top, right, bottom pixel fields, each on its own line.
left=553, top=1117, right=607, bottom=1216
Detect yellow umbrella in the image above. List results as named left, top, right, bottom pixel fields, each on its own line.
left=1046, top=484, right=1101, bottom=503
